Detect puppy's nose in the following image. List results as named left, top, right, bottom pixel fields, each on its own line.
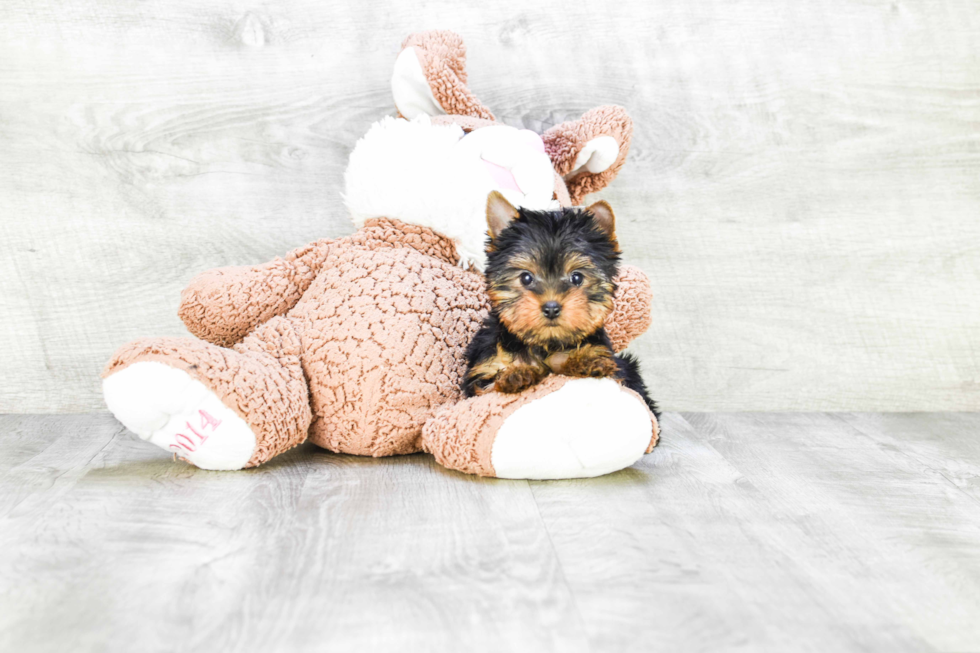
left=542, top=301, right=562, bottom=319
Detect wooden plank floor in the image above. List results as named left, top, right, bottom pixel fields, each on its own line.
left=2, top=413, right=979, bottom=652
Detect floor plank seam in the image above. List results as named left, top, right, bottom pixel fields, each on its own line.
left=526, top=480, right=595, bottom=653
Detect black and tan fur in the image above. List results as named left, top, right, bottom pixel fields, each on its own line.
left=463, top=192, right=658, bottom=416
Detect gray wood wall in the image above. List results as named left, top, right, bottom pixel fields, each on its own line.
left=2, top=0, right=978, bottom=413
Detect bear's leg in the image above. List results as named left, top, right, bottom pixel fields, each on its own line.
left=422, top=376, right=658, bottom=480
left=102, top=316, right=312, bottom=470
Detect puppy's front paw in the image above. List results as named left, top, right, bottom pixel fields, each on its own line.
left=561, top=346, right=619, bottom=379
left=495, top=365, right=545, bottom=394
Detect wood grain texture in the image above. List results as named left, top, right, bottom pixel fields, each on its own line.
left=0, top=0, right=979, bottom=411
left=0, top=414, right=588, bottom=653
left=3, top=412, right=980, bottom=651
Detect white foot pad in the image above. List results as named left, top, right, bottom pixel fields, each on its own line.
left=103, top=362, right=257, bottom=471
left=491, top=378, right=652, bottom=480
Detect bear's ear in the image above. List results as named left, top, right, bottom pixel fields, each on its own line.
left=486, top=191, right=519, bottom=239
left=585, top=200, right=618, bottom=249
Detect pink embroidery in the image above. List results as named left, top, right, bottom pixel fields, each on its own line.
left=169, top=409, right=223, bottom=454
left=173, top=432, right=197, bottom=452
left=185, top=421, right=204, bottom=441
left=199, top=409, right=222, bottom=430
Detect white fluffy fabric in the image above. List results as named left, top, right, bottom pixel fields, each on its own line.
left=490, top=378, right=653, bottom=480
left=343, top=116, right=559, bottom=271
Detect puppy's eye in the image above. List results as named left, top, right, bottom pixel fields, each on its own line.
left=519, top=272, right=534, bottom=287
left=570, top=271, right=584, bottom=286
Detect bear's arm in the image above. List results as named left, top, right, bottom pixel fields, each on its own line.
left=178, top=238, right=334, bottom=347
left=605, top=264, right=653, bottom=352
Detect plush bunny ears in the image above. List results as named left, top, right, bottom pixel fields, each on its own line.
left=392, top=31, right=635, bottom=204
left=393, top=30, right=495, bottom=121
left=542, top=106, right=634, bottom=205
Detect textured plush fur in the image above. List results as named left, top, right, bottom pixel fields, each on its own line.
left=463, top=194, right=658, bottom=416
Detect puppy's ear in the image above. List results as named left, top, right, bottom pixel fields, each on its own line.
left=585, top=200, right=618, bottom=249
left=486, top=191, right=519, bottom=240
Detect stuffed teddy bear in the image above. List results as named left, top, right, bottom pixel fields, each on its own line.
left=101, top=30, right=659, bottom=479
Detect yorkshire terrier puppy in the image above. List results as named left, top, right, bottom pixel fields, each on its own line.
left=463, top=191, right=658, bottom=416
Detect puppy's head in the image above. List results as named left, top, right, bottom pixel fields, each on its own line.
left=483, top=191, right=620, bottom=348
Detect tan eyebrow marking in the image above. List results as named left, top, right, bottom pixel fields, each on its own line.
left=562, top=253, right=595, bottom=276
left=507, top=254, right=542, bottom=275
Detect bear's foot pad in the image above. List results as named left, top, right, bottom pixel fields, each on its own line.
left=103, top=362, right=256, bottom=470
left=491, top=378, right=652, bottom=480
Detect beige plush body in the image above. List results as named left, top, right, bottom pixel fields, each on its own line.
left=104, top=219, right=655, bottom=470
left=102, top=31, right=659, bottom=478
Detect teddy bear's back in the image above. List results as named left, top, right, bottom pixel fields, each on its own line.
left=288, top=235, right=488, bottom=457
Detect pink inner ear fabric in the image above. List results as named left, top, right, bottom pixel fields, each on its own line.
left=482, top=160, right=521, bottom=192
left=518, top=129, right=545, bottom=154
